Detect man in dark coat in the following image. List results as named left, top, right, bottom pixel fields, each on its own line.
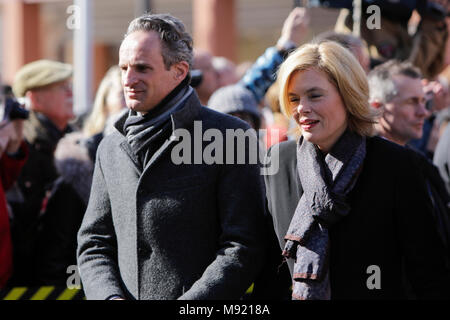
left=368, top=60, right=450, bottom=267
left=8, top=60, right=74, bottom=285
left=77, top=13, right=265, bottom=300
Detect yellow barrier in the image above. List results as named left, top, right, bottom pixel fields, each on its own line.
left=0, top=286, right=85, bottom=300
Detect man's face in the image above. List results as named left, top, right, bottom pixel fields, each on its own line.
left=119, top=30, right=181, bottom=113
left=381, top=75, right=429, bottom=145
left=31, top=79, right=74, bottom=126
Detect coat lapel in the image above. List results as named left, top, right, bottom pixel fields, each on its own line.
left=119, top=140, right=143, bottom=176
left=140, top=91, right=202, bottom=177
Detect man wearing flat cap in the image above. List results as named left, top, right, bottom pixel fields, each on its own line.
left=7, top=59, right=74, bottom=285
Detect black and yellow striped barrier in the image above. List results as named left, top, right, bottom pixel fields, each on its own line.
left=0, top=286, right=85, bottom=300
left=1, top=284, right=252, bottom=300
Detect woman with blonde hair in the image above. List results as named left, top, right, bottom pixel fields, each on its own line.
left=264, top=41, right=450, bottom=300
left=83, top=66, right=126, bottom=160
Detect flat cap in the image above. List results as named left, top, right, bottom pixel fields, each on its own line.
left=208, top=84, right=260, bottom=116
left=12, top=59, right=73, bottom=97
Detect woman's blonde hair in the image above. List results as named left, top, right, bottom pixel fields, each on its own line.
left=278, top=41, right=378, bottom=137
left=83, top=66, right=122, bottom=136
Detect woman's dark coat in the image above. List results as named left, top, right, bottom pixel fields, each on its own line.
left=265, top=136, right=450, bottom=299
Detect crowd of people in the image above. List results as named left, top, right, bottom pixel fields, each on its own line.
left=1, top=1, right=450, bottom=300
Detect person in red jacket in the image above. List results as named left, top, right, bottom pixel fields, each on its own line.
left=0, top=117, right=28, bottom=289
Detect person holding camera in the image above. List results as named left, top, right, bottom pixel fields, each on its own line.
left=7, top=59, right=74, bottom=286
left=0, top=100, right=28, bottom=289
left=335, top=0, right=450, bottom=79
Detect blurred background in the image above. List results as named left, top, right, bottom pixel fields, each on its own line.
left=0, top=0, right=340, bottom=115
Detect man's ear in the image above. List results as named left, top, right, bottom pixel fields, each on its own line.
left=172, top=61, right=189, bottom=81
left=26, top=90, right=42, bottom=112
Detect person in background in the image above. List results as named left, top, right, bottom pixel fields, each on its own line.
left=83, top=66, right=127, bottom=161
left=369, top=59, right=450, bottom=265
left=212, top=56, right=239, bottom=88
left=335, top=0, right=450, bottom=79
left=368, top=60, right=429, bottom=147
left=208, top=84, right=261, bottom=131
left=8, top=59, right=74, bottom=286
left=34, top=131, right=93, bottom=287
left=240, top=7, right=310, bottom=107
left=0, top=103, right=28, bottom=289
left=409, top=77, right=450, bottom=159
left=192, top=49, right=220, bottom=105
left=313, top=31, right=370, bottom=74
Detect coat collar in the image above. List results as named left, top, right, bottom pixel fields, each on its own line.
left=113, top=89, right=202, bottom=174
left=24, top=111, right=70, bottom=153
left=113, top=87, right=201, bottom=141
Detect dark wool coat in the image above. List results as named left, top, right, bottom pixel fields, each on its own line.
left=35, top=132, right=93, bottom=286
left=265, top=137, right=450, bottom=299
left=77, top=92, right=266, bottom=300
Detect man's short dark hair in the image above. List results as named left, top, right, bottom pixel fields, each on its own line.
left=368, top=60, right=422, bottom=103
left=125, top=13, right=193, bottom=70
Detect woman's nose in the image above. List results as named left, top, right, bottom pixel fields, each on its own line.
left=297, top=100, right=311, bottom=114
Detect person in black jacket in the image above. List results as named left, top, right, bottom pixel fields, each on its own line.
left=34, top=132, right=93, bottom=286
left=265, top=41, right=450, bottom=299
left=369, top=60, right=450, bottom=258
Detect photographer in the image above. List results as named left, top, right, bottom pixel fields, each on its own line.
left=335, top=0, right=450, bottom=79
left=8, top=59, right=73, bottom=286
left=0, top=97, right=28, bottom=289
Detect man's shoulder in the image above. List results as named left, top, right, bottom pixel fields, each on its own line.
left=366, top=136, right=426, bottom=178
left=198, top=106, right=252, bottom=131
left=266, top=140, right=296, bottom=167
left=96, top=131, right=124, bottom=155
left=367, top=135, right=408, bottom=160
left=268, top=139, right=296, bottom=156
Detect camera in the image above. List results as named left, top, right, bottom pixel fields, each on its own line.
left=189, top=69, right=203, bottom=88
left=1, top=97, right=29, bottom=121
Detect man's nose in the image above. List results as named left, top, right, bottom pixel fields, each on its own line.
left=123, top=69, right=138, bottom=87
left=417, top=101, right=430, bottom=118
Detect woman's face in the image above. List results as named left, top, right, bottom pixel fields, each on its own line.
left=288, top=68, right=348, bottom=153
left=106, top=78, right=126, bottom=115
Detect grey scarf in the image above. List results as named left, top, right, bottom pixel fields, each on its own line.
left=123, top=82, right=193, bottom=168
left=282, top=130, right=366, bottom=300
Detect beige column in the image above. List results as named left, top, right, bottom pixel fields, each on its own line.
left=2, top=1, right=42, bottom=85
left=192, top=0, right=236, bottom=62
